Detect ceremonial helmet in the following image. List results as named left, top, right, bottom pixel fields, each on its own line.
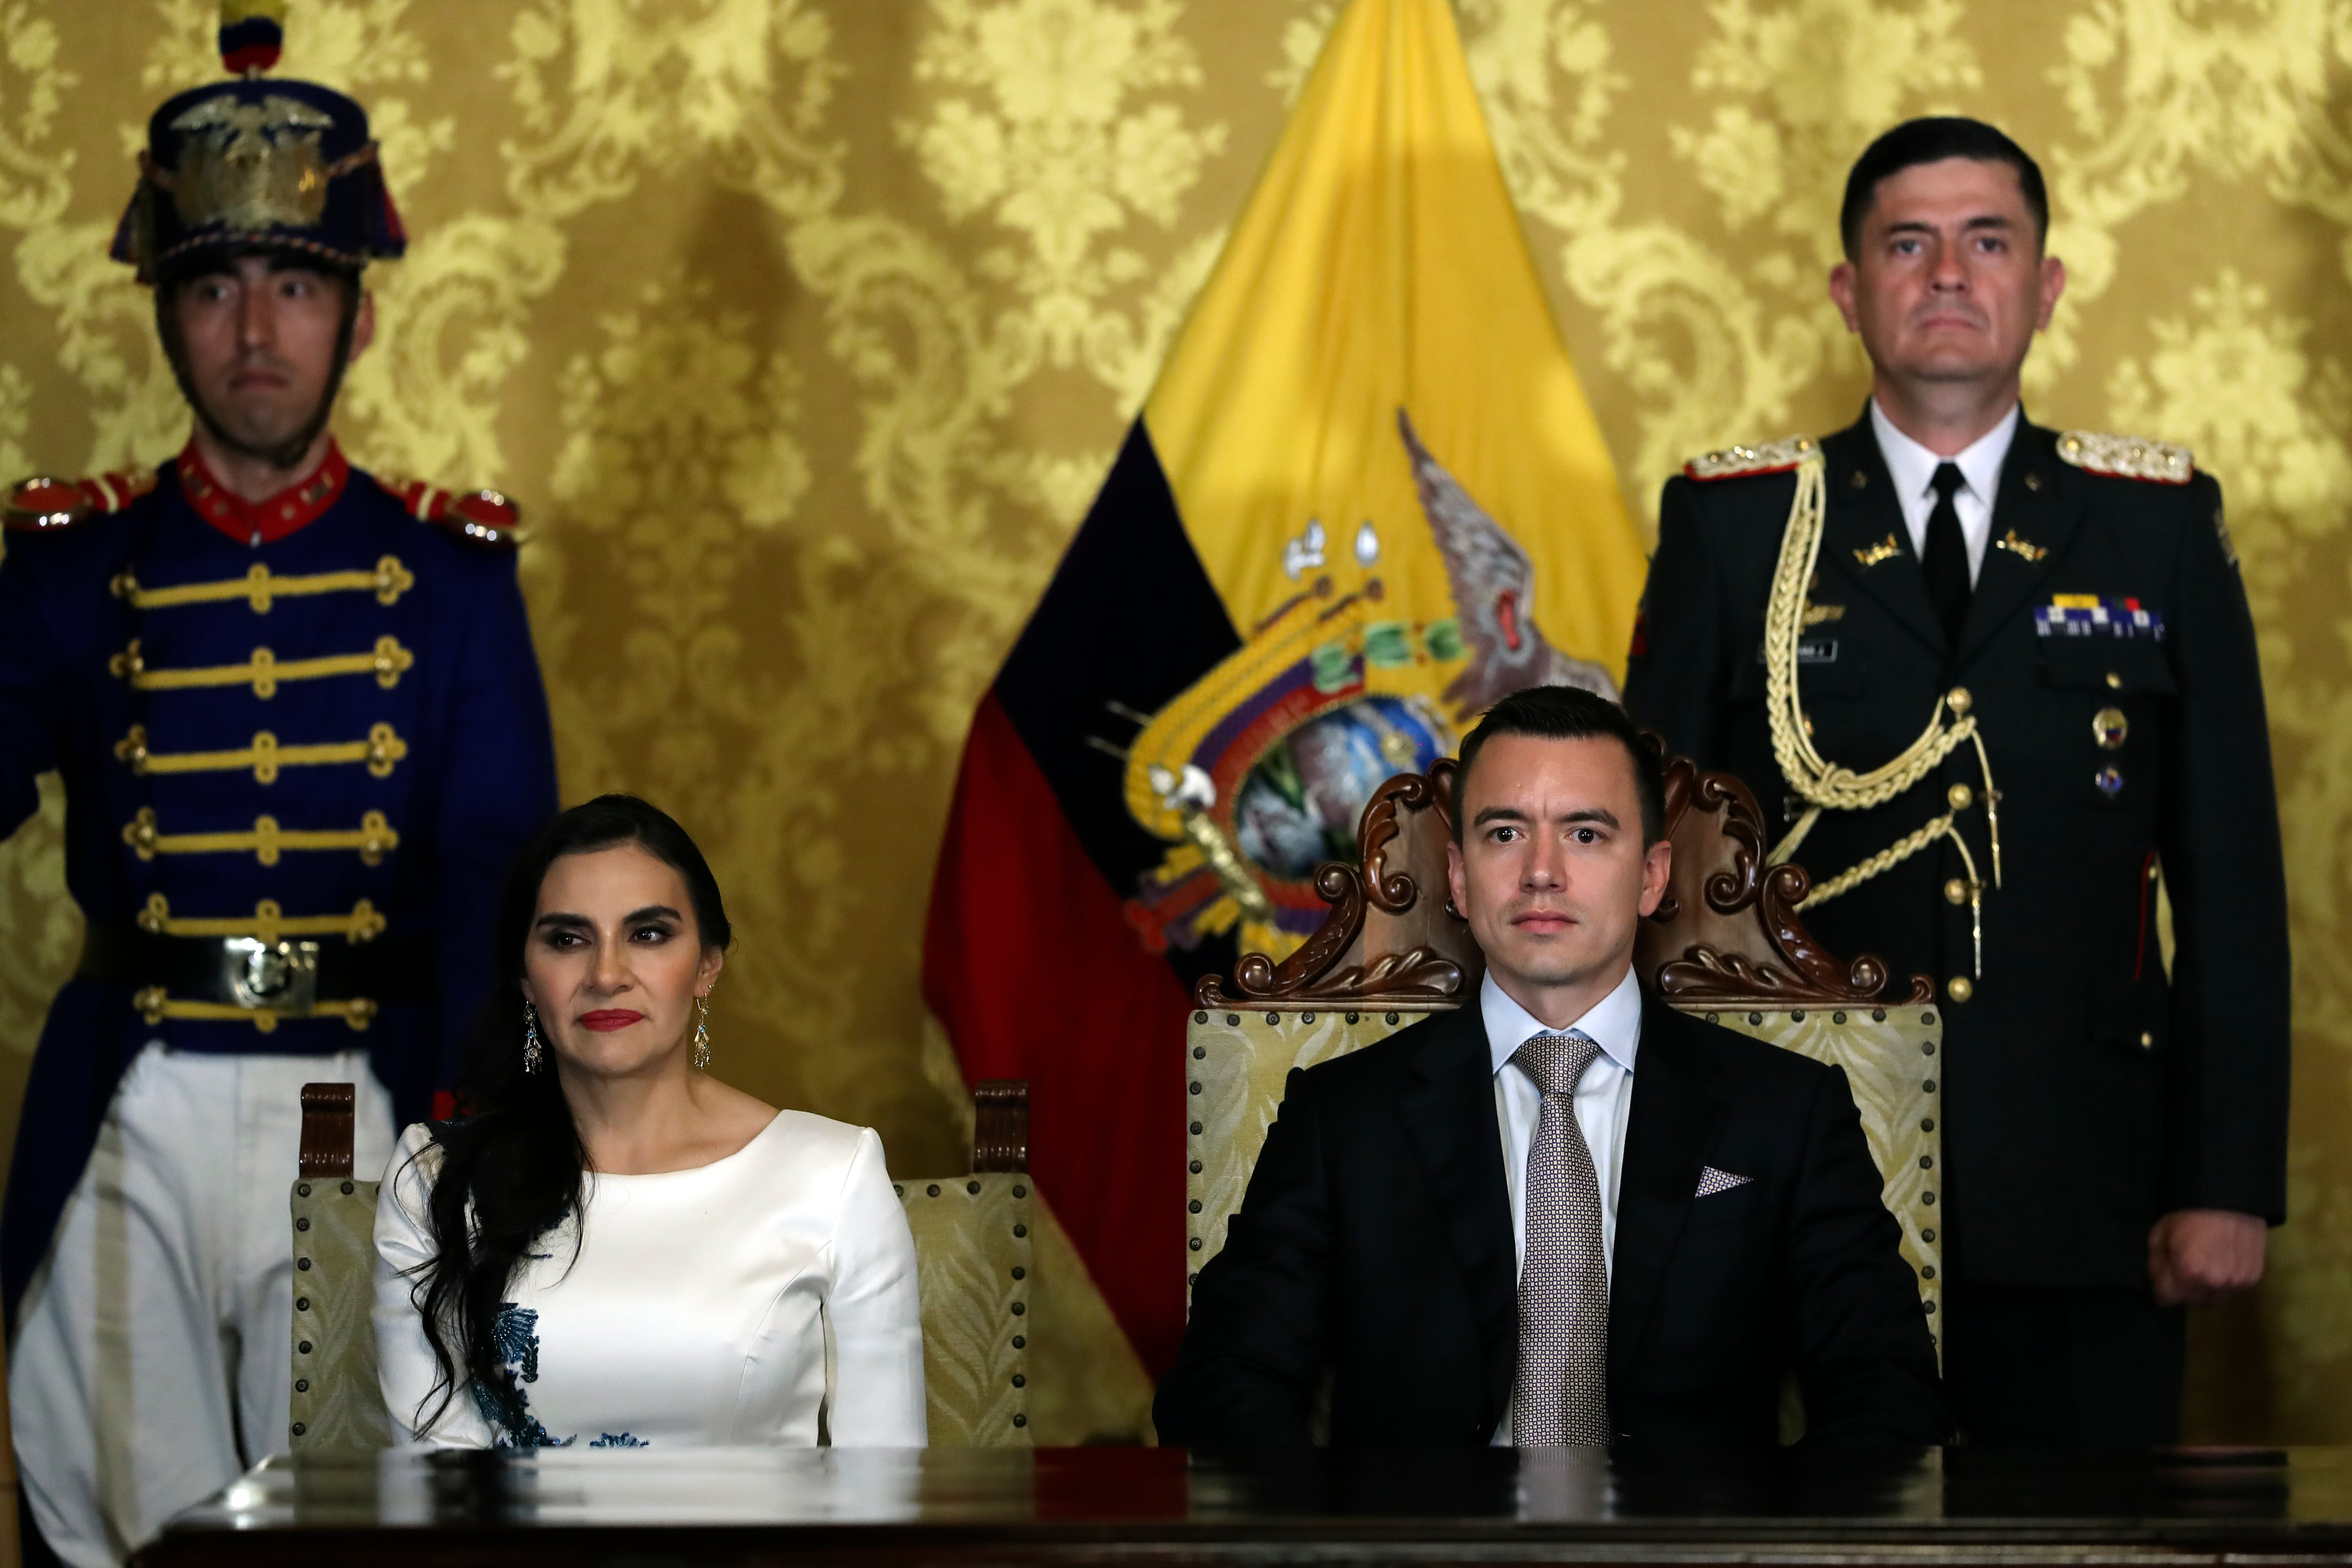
left=110, top=0, right=407, bottom=285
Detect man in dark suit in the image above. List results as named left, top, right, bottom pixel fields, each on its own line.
left=1623, top=118, right=2288, bottom=1447
left=1156, top=685, right=1947, bottom=1453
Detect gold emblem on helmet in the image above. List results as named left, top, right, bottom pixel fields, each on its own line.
left=166, top=94, right=336, bottom=232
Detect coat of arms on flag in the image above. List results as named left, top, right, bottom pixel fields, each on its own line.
left=1120, top=411, right=1617, bottom=966
left=924, top=0, right=1648, bottom=1386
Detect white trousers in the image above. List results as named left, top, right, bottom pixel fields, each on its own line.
left=9, top=1041, right=395, bottom=1566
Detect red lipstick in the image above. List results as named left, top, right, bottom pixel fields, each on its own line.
left=578, top=1009, right=645, bottom=1032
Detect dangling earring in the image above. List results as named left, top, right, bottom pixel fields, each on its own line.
left=692, top=994, right=712, bottom=1071
left=522, top=1000, right=544, bottom=1075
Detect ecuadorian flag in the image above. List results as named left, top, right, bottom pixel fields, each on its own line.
left=924, top=0, right=1646, bottom=1378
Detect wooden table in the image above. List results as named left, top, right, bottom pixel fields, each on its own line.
left=137, top=1445, right=2352, bottom=1566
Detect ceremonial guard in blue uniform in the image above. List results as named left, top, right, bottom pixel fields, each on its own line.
left=0, top=7, right=557, bottom=1560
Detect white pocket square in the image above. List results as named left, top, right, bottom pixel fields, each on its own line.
left=1695, top=1166, right=1753, bottom=1197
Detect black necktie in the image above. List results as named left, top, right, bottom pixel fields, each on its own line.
left=1921, top=462, right=1971, bottom=645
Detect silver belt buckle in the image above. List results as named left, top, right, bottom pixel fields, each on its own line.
left=222, top=938, right=321, bottom=1014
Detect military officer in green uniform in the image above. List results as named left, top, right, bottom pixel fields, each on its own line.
left=1624, top=117, right=2287, bottom=1447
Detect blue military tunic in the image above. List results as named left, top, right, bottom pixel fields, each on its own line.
left=0, top=443, right=558, bottom=1323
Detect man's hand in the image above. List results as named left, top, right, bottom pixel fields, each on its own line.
left=2148, top=1209, right=2266, bottom=1306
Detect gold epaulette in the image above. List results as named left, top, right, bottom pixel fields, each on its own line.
left=6, top=469, right=159, bottom=533
left=2054, top=430, right=2195, bottom=485
left=375, top=474, right=524, bottom=548
left=1683, top=436, right=1817, bottom=482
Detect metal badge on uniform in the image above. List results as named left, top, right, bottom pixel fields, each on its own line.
left=1754, top=639, right=1839, bottom=665
left=2094, top=766, right=2126, bottom=800
left=2092, top=707, right=2129, bottom=749
left=2035, top=594, right=2166, bottom=641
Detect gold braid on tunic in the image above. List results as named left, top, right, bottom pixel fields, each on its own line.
left=1757, top=448, right=2001, bottom=978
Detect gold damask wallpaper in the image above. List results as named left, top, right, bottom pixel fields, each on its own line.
left=1, top=0, right=2348, bottom=1439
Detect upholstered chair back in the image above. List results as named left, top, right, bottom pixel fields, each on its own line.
left=287, top=1083, right=392, bottom=1451
left=894, top=1081, right=1035, bottom=1447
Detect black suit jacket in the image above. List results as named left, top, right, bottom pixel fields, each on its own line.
left=1624, top=414, right=2289, bottom=1288
left=1154, top=995, right=1947, bottom=1453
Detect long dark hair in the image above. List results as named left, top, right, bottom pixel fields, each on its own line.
left=408, top=793, right=733, bottom=1433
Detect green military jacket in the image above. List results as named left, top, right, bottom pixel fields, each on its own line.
left=1624, top=412, right=2288, bottom=1290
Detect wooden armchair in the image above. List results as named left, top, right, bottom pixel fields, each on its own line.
left=1184, top=744, right=1944, bottom=1342
left=286, top=1079, right=1040, bottom=1451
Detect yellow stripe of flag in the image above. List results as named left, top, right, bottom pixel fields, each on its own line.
left=1143, top=0, right=1643, bottom=691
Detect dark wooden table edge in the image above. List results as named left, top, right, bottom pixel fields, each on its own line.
left=136, top=1521, right=2352, bottom=1568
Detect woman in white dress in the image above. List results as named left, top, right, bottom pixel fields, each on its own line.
left=374, top=794, right=925, bottom=1448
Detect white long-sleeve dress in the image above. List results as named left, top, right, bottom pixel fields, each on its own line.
left=373, top=1110, right=926, bottom=1449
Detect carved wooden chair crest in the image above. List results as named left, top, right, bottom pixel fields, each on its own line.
left=1184, top=743, right=1945, bottom=1340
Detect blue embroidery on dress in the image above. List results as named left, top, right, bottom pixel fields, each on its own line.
left=589, top=1433, right=648, bottom=1448
left=474, top=1303, right=573, bottom=1450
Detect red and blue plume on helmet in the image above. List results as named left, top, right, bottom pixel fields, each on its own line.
left=217, top=0, right=286, bottom=74
left=108, top=0, right=408, bottom=285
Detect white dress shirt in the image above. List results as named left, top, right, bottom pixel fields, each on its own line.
left=1486, top=964, right=1643, bottom=1444
left=1869, top=398, right=2019, bottom=587
left=375, top=1111, right=928, bottom=1449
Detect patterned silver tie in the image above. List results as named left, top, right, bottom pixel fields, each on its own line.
left=1512, top=1029, right=1610, bottom=1445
